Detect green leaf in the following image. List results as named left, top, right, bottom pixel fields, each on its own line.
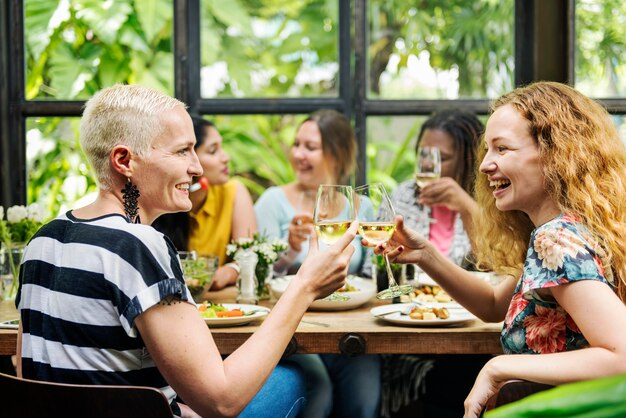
left=47, top=44, right=95, bottom=98
left=205, top=0, right=252, bottom=36
left=134, top=0, right=171, bottom=45
left=74, top=0, right=133, bottom=45
left=24, top=0, right=69, bottom=61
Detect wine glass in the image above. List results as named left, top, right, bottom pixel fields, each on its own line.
left=313, top=184, right=355, bottom=301
left=415, top=146, right=442, bottom=190
left=415, top=146, right=442, bottom=224
left=354, top=183, right=412, bottom=299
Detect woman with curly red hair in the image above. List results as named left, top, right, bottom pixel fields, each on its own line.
left=369, top=81, right=626, bottom=417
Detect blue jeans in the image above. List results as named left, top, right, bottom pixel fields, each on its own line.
left=290, top=353, right=381, bottom=418
left=239, top=361, right=307, bottom=418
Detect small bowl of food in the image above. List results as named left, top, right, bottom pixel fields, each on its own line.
left=180, top=252, right=218, bottom=302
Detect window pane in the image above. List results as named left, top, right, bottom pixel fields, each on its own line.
left=200, top=1, right=338, bottom=98
left=24, top=0, right=174, bottom=100
left=575, top=0, right=626, bottom=97
left=26, top=117, right=96, bottom=216
left=368, top=0, right=514, bottom=99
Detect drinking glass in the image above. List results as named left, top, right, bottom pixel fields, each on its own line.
left=313, top=184, right=355, bottom=301
left=415, top=146, right=442, bottom=190
left=354, top=183, right=412, bottom=299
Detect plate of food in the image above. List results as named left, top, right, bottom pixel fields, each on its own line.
left=269, top=275, right=377, bottom=311
left=370, top=303, right=475, bottom=327
left=198, top=302, right=270, bottom=327
left=406, top=284, right=464, bottom=310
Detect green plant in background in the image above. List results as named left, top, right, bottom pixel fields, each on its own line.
left=216, top=114, right=299, bottom=199
left=366, top=117, right=422, bottom=190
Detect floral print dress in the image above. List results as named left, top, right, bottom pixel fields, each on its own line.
left=501, top=214, right=615, bottom=354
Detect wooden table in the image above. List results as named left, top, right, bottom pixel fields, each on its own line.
left=0, top=288, right=503, bottom=356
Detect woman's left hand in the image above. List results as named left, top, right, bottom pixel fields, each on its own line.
left=463, top=357, right=506, bottom=418
left=419, top=177, right=475, bottom=214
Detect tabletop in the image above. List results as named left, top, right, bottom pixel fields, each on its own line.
left=0, top=287, right=504, bottom=356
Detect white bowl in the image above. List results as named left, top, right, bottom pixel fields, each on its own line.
left=269, top=275, right=377, bottom=311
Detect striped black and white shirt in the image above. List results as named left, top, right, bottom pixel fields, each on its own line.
left=17, top=211, right=193, bottom=416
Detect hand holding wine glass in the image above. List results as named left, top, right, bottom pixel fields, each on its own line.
left=354, top=183, right=412, bottom=299
left=313, top=184, right=355, bottom=301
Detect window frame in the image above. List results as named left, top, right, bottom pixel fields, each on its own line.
left=2, top=0, right=626, bottom=208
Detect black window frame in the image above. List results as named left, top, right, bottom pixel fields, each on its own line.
left=2, top=0, right=626, bottom=208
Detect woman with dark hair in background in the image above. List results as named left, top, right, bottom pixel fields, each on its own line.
left=370, top=109, right=487, bottom=418
left=153, top=115, right=257, bottom=291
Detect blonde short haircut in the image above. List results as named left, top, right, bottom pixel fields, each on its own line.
left=80, top=84, right=186, bottom=190
left=473, top=81, right=626, bottom=302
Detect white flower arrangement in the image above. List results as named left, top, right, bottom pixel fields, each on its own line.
left=1, top=203, right=47, bottom=300
left=226, top=233, right=288, bottom=266
left=226, top=233, right=288, bottom=299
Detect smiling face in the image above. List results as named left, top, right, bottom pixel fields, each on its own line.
left=195, top=126, right=230, bottom=186
left=480, top=104, right=559, bottom=225
left=132, top=105, right=202, bottom=222
left=290, top=120, right=337, bottom=188
left=418, top=128, right=459, bottom=180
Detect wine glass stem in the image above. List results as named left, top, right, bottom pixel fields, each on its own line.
left=384, top=253, right=399, bottom=289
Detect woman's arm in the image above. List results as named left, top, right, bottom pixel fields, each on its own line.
left=418, top=177, right=478, bottom=247
left=463, top=280, right=626, bottom=418
left=372, top=215, right=515, bottom=322
left=231, top=181, right=257, bottom=239
left=136, top=223, right=357, bottom=418
left=210, top=182, right=258, bottom=290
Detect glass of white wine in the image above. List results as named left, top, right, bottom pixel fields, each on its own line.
left=313, top=184, right=355, bottom=301
left=354, top=183, right=413, bottom=299
left=415, top=146, right=442, bottom=190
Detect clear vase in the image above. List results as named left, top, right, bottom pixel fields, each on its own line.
left=254, top=262, right=273, bottom=300
left=1, top=242, right=25, bottom=301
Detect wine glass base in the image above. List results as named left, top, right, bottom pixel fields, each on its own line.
left=322, top=292, right=350, bottom=302
left=376, top=284, right=413, bottom=300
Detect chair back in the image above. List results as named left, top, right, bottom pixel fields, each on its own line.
left=0, top=372, right=174, bottom=418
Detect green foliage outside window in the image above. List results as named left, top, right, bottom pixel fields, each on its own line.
left=21, top=0, right=626, bottom=218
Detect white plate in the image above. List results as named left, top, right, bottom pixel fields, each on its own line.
left=201, top=304, right=269, bottom=327
left=269, top=275, right=377, bottom=311
left=370, top=303, right=476, bottom=327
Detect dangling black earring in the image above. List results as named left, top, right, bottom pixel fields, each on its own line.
left=122, top=177, right=141, bottom=224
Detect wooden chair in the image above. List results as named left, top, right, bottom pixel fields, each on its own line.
left=483, top=380, right=554, bottom=413
left=0, top=372, right=174, bottom=418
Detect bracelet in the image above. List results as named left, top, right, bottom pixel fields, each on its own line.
left=224, top=262, right=240, bottom=274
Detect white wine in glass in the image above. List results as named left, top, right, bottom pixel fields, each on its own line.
left=355, top=183, right=412, bottom=299
left=315, top=220, right=353, bottom=244
left=415, top=146, right=442, bottom=190
left=313, top=184, right=355, bottom=301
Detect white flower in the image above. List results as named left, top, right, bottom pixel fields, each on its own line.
left=534, top=228, right=582, bottom=271
left=0, top=206, right=4, bottom=220
left=27, top=203, right=45, bottom=223
left=226, top=244, right=237, bottom=256
left=236, top=237, right=254, bottom=246
left=7, top=205, right=28, bottom=223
